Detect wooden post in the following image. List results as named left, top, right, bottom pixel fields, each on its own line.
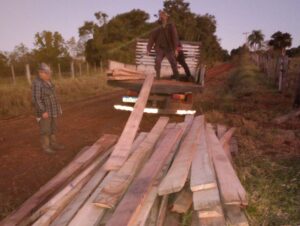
left=200, top=65, right=206, bottom=86
left=100, top=60, right=103, bottom=73
left=86, top=62, right=90, bottom=75
left=79, top=63, right=82, bottom=76
left=71, top=61, right=75, bottom=79
left=10, top=65, right=16, bottom=85
left=278, top=56, right=284, bottom=92
left=94, top=63, right=97, bottom=73
left=25, top=64, right=31, bottom=85
left=58, top=64, right=62, bottom=79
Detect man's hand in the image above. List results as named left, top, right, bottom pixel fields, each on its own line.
left=175, top=50, right=179, bottom=57
left=42, top=112, right=49, bottom=119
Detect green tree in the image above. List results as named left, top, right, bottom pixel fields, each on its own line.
left=269, top=31, right=292, bottom=55
left=163, top=0, right=225, bottom=64
left=33, top=31, right=69, bottom=65
left=248, top=30, right=264, bottom=51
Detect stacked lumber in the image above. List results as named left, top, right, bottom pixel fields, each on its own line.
left=107, top=68, right=145, bottom=81
left=1, top=116, right=249, bottom=226
left=1, top=77, right=248, bottom=226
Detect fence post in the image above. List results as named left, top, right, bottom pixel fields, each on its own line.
left=86, top=62, right=90, bottom=75
left=79, top=63, right=82, bottom=76
left=10, top=65, right=16, bottom=85
left=200, top=65, right=206, bottom=86
left=25, top=64, right=31, bottom=85
left=71, top=61, right=75, bottom=79
left=94, top=63, right=97, bottom=73
left=100, top=60, right=103, bottom=73
left=58, top=63, right=62, bottom=79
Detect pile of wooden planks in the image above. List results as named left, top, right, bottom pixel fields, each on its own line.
left=1, top=76, right=248, bottom=226
left=107, top=68, right=145, bottom=81
left=1, top=119, right=248, bottom=226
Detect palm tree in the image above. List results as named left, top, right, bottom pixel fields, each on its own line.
left=268, top=31, right=292, bottom=55
left=248, top=30, right=265, bottom=51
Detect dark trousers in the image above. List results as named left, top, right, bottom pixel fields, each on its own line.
left=177, top=51, right=192, bottom=77
left=39, top=117, right=57, bottom=136
left=155, top=48, right=179, bottom=79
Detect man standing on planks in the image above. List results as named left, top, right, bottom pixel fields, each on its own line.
left=32, top=63, right=64, bottom=154
left=147, top=10, right=180, bottom=80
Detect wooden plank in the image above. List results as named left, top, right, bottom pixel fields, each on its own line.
left=164, top=212, right=181, bottom=226
left=94, top=117, right=169, bottom=208
left=171, top=186, right=192, bottom=214
left=106, top=127, right=184, bottom=226
left=206, top=125, right=247, bottom=205
left=191, top=211, right=199, bottom=226
left=0, top=134, right=117, bottom=226
left=219, top=127, right=236, bottom=164
left=158, top=116, right=203, bottom=195
left=219, top=127, right=236, bottom=146
left=145, top=198, right=159, bottom=226
left=130, top=187, right=158, bottom=226
left=156, top=195, right=169, bottom=226
left=225, top=205, right=249, bottom=226
left=216, top=124, right=227, bottom=139
left=31, top=149, right=111, bottom=226
left=51, top=133, right=147, bottom=226
left=198, top=213, right=226, bottom=226
left=193, top=188, right=221, bottom=211
left=67, top=134, right=147, bottom=226
left=131, top=119, right=193, bottom=226
left=273, top=108, right=300, bottom=124
left=105, top=73, right=155, bottom=170
left=107, top=79, right=202, bottom=95
left=190, top=117, right=216, bottom=192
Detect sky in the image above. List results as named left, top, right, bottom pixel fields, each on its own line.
left=0, top=0, right=299, bottom=52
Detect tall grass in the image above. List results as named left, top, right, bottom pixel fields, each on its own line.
left=0, top=73, right=115, bottom=118
left=193, top=53, right=300, bottom=225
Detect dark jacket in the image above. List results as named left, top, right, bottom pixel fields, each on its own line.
left=147, top=22, right=179, bottom=53
left=32, top=76, right=61, bottom=117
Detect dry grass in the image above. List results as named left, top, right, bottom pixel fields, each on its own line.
left=193, top=54, right=300, bottom=225
left=0, top=73, right=115, bottom=119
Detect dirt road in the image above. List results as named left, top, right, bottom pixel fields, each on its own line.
left=0, top=63, right=233, bottom=219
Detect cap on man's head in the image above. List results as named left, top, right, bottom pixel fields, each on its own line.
left=38, top=63, right=51, bottom=74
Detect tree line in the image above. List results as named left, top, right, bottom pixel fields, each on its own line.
left=0, top=0, right=230, bottom=78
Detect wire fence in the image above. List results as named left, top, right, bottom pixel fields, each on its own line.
left=0, top=61, right=104, bottom=86
left=250, top=53, right=300, bottom=98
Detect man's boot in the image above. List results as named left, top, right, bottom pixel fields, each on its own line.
left=41, top=135, right=56, bottom=154
left=50, top=134, right=65, bottom=150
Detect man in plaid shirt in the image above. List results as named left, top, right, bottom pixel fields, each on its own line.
left=32, top=63, right=64, bottom=154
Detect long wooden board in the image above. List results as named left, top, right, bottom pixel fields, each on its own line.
left=206, top=125, right=247, bottom=205
left=29, top=148, right=112, bottom=226
left=156, top=195, right=169, bottom=226
left=67, top=134, right=147, bottom=226
left=94, top=117, right=169, bottom=208
left=171, top=186, right=192, bottom=214
left=158, top=116, right=203, bottom=195
left=106, top=127, right=183, bottom=226
left=0, top=134, right=118, bottom=226
left=51, top=133, right=147, bottom=226
left=225, top=205, right=249, bottom=226
left=190, top=116, right=216, bottom=192
left=27, top=145, right=111, bottom=225
left=105, top=73, right=155, bottom=170
left=193, top=188, right=221, bottom=211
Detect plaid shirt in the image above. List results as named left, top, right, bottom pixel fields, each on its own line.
left=32, top=76, right=61, bottom=117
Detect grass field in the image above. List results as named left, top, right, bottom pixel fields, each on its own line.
left=0, top=72, right=115, bottom=119
left=191, top=54, right=300, bottom=225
